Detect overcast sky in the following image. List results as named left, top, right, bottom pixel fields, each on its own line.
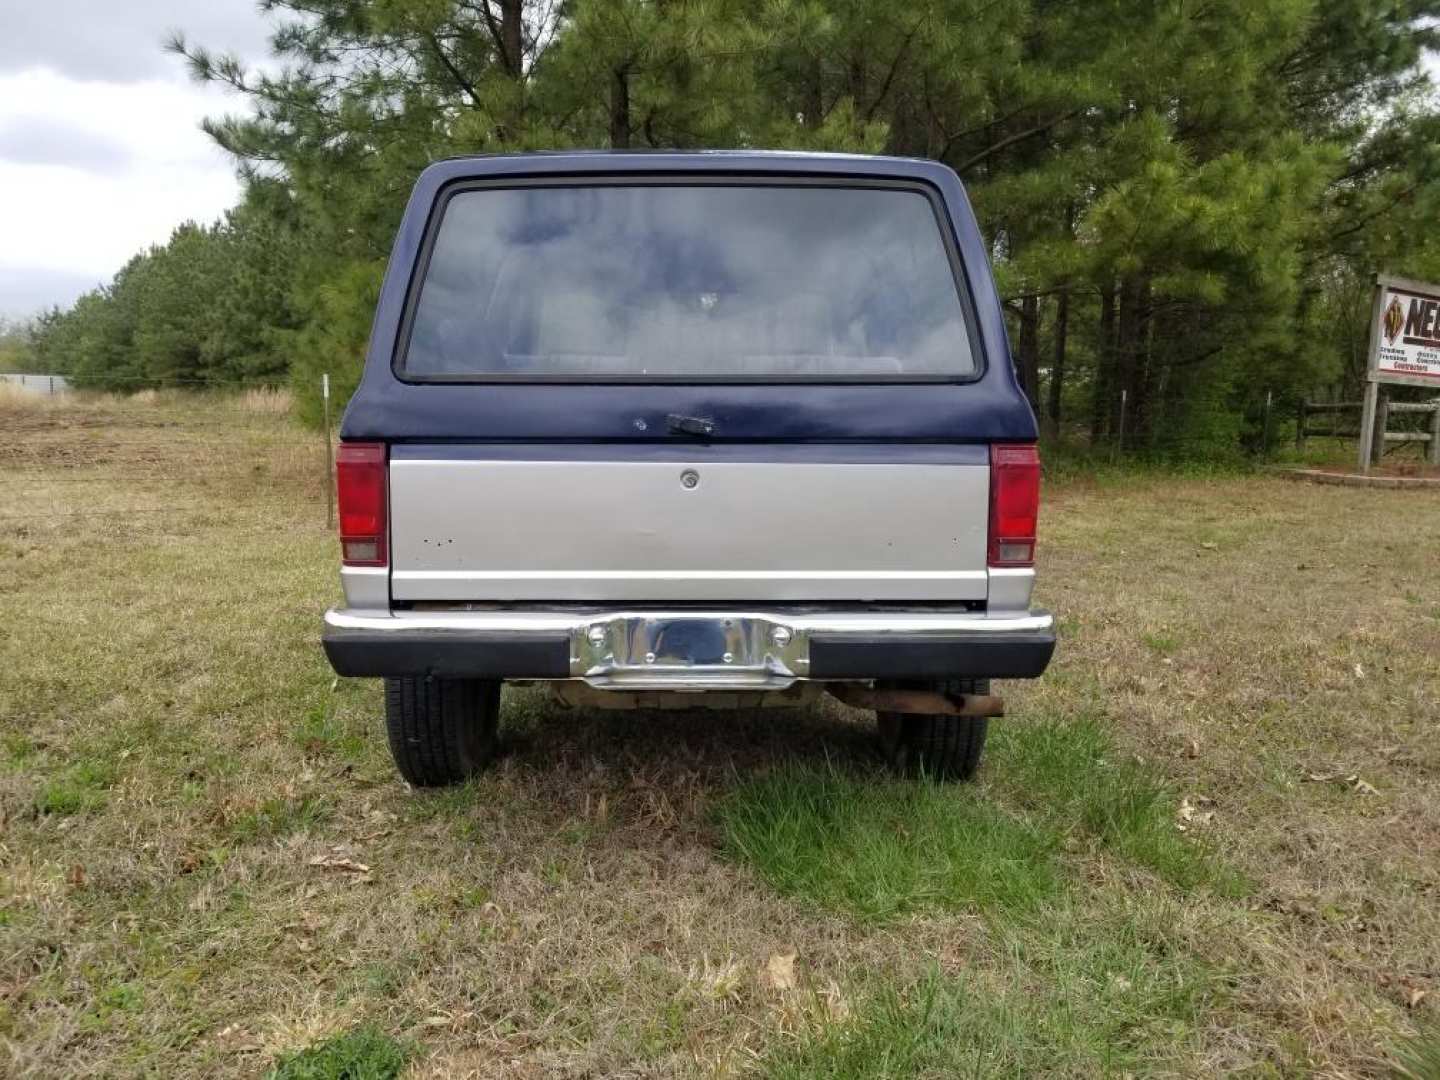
left=0, top=1, right=276, bottom=318
left=0, top=6, right=1436, bottom=321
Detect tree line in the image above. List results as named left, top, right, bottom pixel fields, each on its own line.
left=26, top=0, right=1440, bottom=452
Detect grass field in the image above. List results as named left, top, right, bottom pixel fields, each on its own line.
left=1, top=390, right=1438, bottom=1078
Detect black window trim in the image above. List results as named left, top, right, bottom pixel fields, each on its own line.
left=391, top=173, right=988, bottom=386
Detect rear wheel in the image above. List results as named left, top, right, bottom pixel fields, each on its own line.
left=383, top=676, right=500, bottom=787
left=877, top=679, right=990, bottom=781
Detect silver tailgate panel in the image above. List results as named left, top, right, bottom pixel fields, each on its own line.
left=389, top=457, right=989, bottom=602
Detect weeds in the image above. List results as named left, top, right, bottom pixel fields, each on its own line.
left=718, top=715, right=1243, bottom=924
left=766, top=918, right=1213, bottom=1079
left=266, top=1025, right=410, bottom=1080
left=988, top=713, right=1248, bottom=895
left=717, top=760, right=1060, bottom=922
left=1391, top=1027, right=1440, bottom=1080
left=239, top=387, right=294, bottom=415
left=292, top=704, right=367, bottom=760
left=229, top=795, right=332, bottom=841
left=34, top=757, right=118, bottom=816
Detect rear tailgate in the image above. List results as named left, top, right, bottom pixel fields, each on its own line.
left=389, top=445, right=988, bottom=603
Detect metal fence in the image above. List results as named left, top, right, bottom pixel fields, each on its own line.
left=0, top=373, right=70, bottom=394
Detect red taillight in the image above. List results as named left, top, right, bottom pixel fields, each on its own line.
left=989, top=443, right=1039, bottom=567
left=336, top=441, right=387, bottom=566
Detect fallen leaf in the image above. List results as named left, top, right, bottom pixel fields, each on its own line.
left=1353, top=663, right=1365, bottom=679
left=1176, top=798, right=1214, bottom=832
left=67, top=864, right=85, bottom=888
left=308, top=853, right=372, bottom=877
left=761, top=951, right=798, bottom=992
left=1349, top=776, right=1378, bottom=796
left=1407, top=988, right=1428, bottom=1009
left=819, top=979, right=851, bottom=1023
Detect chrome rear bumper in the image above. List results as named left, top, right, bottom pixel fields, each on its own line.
left=323, top=607, right=1056, bottom=689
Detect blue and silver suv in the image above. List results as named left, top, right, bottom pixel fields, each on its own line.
left=322, top=151, right=1055, bottom=785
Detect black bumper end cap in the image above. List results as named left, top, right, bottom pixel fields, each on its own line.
left=323, top=630, right=571, bottom=679
left=807, top=632, right=1056, bottom=680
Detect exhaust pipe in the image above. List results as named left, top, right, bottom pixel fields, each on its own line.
left=826, top=684, right=1004, bottom=717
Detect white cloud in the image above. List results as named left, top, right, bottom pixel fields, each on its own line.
left=0, top=0, right=274, bottom=82
left=0, top=70, right=242, bottom=285
left=0, top=268, right=103, bottom=318
left=0, top=1, right=274, bottom=317
left=0, top=115, right=132, bottom=171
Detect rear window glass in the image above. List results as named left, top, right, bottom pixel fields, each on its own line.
left=402, top=183, right=976, bottom=381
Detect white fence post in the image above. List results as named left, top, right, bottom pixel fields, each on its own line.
left=323, top=373, right=334, bottom=529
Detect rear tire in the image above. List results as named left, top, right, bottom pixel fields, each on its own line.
left=877, top=679, right=990, bottom=782
left=383, top=676, right=500, bottom=787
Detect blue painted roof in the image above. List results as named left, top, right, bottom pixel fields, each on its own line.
left=341, top=151, right=1037, bottom=444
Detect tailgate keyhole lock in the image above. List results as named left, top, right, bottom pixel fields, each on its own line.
left=680, top=469, right=700, bottom=489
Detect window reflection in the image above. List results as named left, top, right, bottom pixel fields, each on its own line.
left=406, top=184, right=974, bottom=379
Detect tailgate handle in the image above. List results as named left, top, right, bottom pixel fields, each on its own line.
left=666, top=413, right=716, bottom=437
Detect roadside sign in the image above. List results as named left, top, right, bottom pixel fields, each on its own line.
left=1359, top=273, right=1440, bottom=472
left=1370, top=275, right=1440, bottom=386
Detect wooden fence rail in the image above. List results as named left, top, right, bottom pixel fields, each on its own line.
left=1298, top=396, right=1440, bottom=466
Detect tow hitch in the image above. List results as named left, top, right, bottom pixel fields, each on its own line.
left=826, top=684, right=1004, bottom=717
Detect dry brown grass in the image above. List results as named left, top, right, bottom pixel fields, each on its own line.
left=0, top=381, right=73, bottom=410
left=238, top=387, right=295, bottom=415
left=1, top=394, right=1437, bottom=1077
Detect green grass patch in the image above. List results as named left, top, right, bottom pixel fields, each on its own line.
left=267, top=1024, right=410, bottom=1080
left=717, top=760, right=1060, bottom=922
left=3, top=732, right=38, bottom=766
left=292, top=704, right=367, bottom=760
left=34, top=757, right=118, bottom=816
left=988, top=714, right=1249, bottom=895
left=1041, top=439, right=1253, bottom=485
left=405, top=779, right=487, bottom=822
left=1391, top=1026, right=1440, bottom=1079
left=79, top=980, right=145, bottom=1033
left=1140, top=630, right=1180, bottom=655
left=229, top=795, right=331, bottom=842
left=766, top=898, right=1215, bottom=1077
left=719, top=716, right=1244, bottom=923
